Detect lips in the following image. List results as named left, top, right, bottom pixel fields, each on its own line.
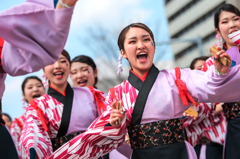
left=53, top=71, right=64, bottom=79
left=137, top=52, right=148, bottom=62
left=230, top=30, right=238, bottom=34
left=32, top=94, right=41, bottom=99
left=77, top=80, right=88, bottom=87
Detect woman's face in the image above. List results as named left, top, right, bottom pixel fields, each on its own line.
left=23, top=79, right=45, bottom=102
left=70, top=62, right=97, bottom=87
left=194, top=60, right=205, bottom=70
left=216, top=11, right=240, bottom=48
left=121, top=27, right=155, bottom=76
left=2, top=115, right=11, bottom=129
left=43, top=54, right=70, bottom=88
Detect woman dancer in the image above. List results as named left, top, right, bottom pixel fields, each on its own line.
left=0, top=0, right=76, bottom=158
left=200, top=4, right=240, bottom=159
left=10, top=76, right=45, bottom=157
left=20, top=51, right=106, bottom=159
left=71, top=55, right=132, bottom=159
left=48, top=22, right=240, bottom=159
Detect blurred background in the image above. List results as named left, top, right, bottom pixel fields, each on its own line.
left=1, top=0, right=240, bottom=120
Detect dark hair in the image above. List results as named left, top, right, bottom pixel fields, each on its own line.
left=22, top=76, right=43, bottom=94
left=71, top=55, right=98, bottom=87
left=118, top=23, right=155, bottom=51
left=61, top=49, right=71, bottom=63
left=190, top=56, right=209, bottom=70
left=214, top=4, right=240, bottom=31
left=2, top=113, right=12, bottom=122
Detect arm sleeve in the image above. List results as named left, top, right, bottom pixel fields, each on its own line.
left=181, top=65, right=240, bottom=103
left=0, top=0, right=74, bottom=76
left=19, top=105, right=53, bottom=159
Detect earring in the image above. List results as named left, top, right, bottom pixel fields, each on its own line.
left=21, top=97, right=26, bottom=109
left=41, top=74, right=48, bottom=88
left=117, top=54, right=123, bottom=75
left=216, top=34, right=222, bottom=47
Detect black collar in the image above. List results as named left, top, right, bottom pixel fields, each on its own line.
left=48, top=83, right=74, bottom=137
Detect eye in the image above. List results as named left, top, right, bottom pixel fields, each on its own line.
left=234, top=18, right=240, bottom=21
left=71, top=71, right=77, bottom=75
left=60, top=60, right=67, bottom=63
left=144, top=38, right=150, bottom=41
left=83, top=69, right=88, bottom=72
left=128, top=40, right=136, bottom=44
left=28, top=87, right=32, bottom=89
left=221, top=21, right=227, bottom=24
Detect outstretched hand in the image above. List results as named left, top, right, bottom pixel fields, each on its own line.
left=56, top=0, right=78, bottom=9
left=214, top=47, right=232, bottom=74
left=109, top=101, right=125, bottom=127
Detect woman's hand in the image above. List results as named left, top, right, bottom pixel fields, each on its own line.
left=109, top=101, right=125, bottom=127
left=214, top=48, right=232, bottom=74
left=56, top=0, right=78, bottom=9
left=214, top=103, right=224, bottom=115
left=183, top=104, right=197, bottom=120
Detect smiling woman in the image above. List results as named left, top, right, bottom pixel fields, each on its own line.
left=19, top=50, right=106, bottom=159
left=200, top=4, right=240, bottom=159
left=70, top=55, right=98, bottom=88
left=10, top=76, right=45, bottom=158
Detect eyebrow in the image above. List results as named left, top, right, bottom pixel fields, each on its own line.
left=71, top=66, right=88, bottom=71
left=221, top=15, right=239, bottom=21
left=59, top=57, right=66, bottom=60
left=128, top=34, right=150, bottom=40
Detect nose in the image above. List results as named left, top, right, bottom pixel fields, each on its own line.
left=33, top=86, right=38, bottom=92
left=229, top=19, right=237, bottom=28
left=54, top=61, right=61, bottom=69
left=137, top=40, right=145, bottom=50
left=77, top=71, right=84, bottom=78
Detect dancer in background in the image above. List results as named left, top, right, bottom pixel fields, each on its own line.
left=20, top=51, right=106, bottom=159
left=200, top=4, right=240, bottom=159
left=2, top=113, right=12, bottom=129
left=11, top=76, right=45, bottom=158
left=183, top=56, right=226, bottom=159
left=0, top=0, right=77, bottom=158
left=49, top=22, right=240, bottom=159
left=71, top=55, right=132, bottom=159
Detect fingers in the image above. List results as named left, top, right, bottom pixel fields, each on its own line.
left=111, top=101, right=117, bottom=109
left=215, top=50, right=225, bottom=60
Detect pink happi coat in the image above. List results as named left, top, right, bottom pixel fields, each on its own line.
left=47, top=63, right=240, bottom=159
left=19, top=86, right=105, bottom=159
left=10, top=113, right=26, bottom=157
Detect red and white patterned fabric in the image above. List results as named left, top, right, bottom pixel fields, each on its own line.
left=201, top=56, right=214, bottom=72
left=10, top=113, right=26, bottom=157
left=183, top=103, right=226, bottom=146
left=183, top=56, right=226, bottom=146
left=19, top=94, right=63, bottom=159
left=47, top=81, right=134, bottom=159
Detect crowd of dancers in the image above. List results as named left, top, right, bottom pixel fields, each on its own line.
left=1, top=0, right=240, bottom=159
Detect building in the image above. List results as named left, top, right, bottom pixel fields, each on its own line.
left=165, top=0, right=240, bottom=68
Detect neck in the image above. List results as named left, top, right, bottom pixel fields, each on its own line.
left=50, top=82, right=68, bottom=94
left=132, top=67, right=150, bottom=77
left=226, top=43, right=239, bottom=49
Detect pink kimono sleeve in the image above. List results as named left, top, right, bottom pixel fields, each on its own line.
left=0, top=0, right=74, bottom=76
left=20, top=103, right=53, bottom=159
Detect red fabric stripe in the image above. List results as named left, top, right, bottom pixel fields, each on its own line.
left=88, top=86, right=106, bottom=115
left=29, top=100, right=52, bottom=139
left=174, top=67, right=196, bottom=106
left=14, top=118, right=23, bottom=131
